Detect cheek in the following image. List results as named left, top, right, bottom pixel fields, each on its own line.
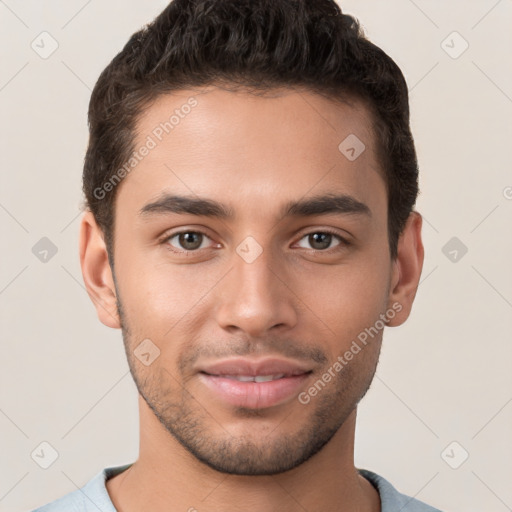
left=293, top=255, right=389, bottom=337
left=293, top=258, right=389, bottom=364
left=117, top=255, right=222, bottom=338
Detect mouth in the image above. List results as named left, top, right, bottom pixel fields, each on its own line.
left=197, top=356, right=313, bottom=379
left=198, top=372, right=312, bottom=409
left=202, top=373, right=294, bottom=382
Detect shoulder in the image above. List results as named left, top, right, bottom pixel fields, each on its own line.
left=358, top=468, right=444, bottom=512
left=29, top=463, right=133, bottom=512
left=30, top=488, right=87, bottom=512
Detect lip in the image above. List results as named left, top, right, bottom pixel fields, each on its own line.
left=198, top=357, right=313, bottom=377
left=198, top=372, right=311, bottom=409
left=197, top=357, right=313, bottom=409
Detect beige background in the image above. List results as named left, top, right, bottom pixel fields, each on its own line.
left=1, top=1, right=511, bottom=511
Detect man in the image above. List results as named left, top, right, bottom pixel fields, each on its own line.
left=33, top=0, right=443, bottom=510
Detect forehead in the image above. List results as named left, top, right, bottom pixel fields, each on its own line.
left=116, top=86, right=386, bottom=222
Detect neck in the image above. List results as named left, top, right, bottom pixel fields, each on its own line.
left=106, top=396, right=380, bottom=512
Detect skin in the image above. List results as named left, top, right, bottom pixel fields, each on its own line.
left=79, top=86, right=424, bottom=512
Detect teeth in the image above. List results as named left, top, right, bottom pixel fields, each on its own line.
left=223, top=373, right=286, bottom=382
left=233, top=375, right=255, bottom=382
left=254, top=374, right=283, bottom=382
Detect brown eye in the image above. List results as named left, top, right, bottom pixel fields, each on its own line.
left=310, top=233, right=334, bottom=250
left=166, top=231, right=210, bottom=251
left=296, top=231, right=347, bottom=251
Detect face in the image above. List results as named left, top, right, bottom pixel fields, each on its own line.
left=82, top=86, right=419, bottom=476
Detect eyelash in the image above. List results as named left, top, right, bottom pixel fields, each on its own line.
left=160, top=228, right=351, bottom=255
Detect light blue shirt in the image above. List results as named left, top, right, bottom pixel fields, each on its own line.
left=31, top=463, right=443, bottom=511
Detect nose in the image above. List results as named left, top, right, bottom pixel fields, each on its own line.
left=214, top=244, right=299, bottom=338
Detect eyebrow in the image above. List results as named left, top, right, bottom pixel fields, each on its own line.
left=139, top=193, right=372, bottom=220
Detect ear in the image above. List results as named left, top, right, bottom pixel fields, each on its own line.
left=79, top=210, right=121, bottom=329
left=386, top=211, right=424, bottom=327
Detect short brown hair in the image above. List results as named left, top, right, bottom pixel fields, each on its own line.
left=83, top=0, right=419, bottom=262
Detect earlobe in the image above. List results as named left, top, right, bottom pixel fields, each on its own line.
left=79, top=211, right=121, bottom=329
left=386, top=211, right=424, bottom=327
